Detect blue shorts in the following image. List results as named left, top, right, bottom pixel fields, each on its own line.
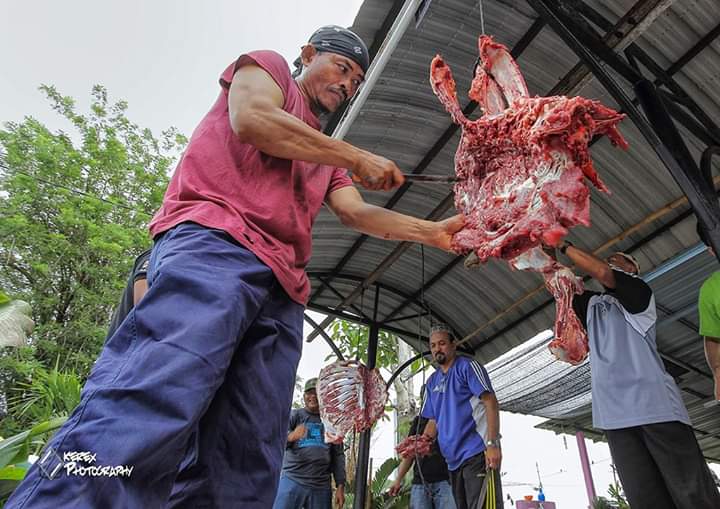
left=7, top=223, right=304, bottom=509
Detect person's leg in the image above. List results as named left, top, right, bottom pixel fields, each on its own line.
left=6, top=224, right=276, bottom=509
left=605, top=427, right=676, bottom=509
left=271, top=476, right=309, bottom=509
left=458, top=453, right=485, bottom=509
left=410, top=483, right=434, bottom=509
left=449, top=468, right=467, bottom=509
left=641, top=421, right=720, bottom=509
left=165, top=279, right=303, bottom=508
left=431, top=480, right=457, bottom=509
left=306, top=485, right=332, bottom=509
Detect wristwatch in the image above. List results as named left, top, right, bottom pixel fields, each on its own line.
left=486, top=435, right=502, bottom=448
left=559, top=240, right=573, bottom=255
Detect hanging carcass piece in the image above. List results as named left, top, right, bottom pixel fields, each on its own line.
left=316, top=360, right=388, bottom=443
left=431, top=35, right=628, bottom=365
left=396, top=433, right=433, bottom=459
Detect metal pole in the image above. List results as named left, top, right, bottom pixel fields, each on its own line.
left=332, top=0, right=422, bottom=141
left=575, top=431, right=597, bottom=507
left=353, top=288, right=381, bottom=509
left=386, top=351, right=429, bottom=387
left=700, top=146, right=720, bottom=261
left=633, top=80, right=720, bottom=258
left=303, top=313, right=345, bottom=360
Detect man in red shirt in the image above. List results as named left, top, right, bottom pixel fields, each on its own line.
left=7, top=26, right=463, bottom=509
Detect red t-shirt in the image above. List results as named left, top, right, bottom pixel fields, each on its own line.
left=149, top=50, right=353, bottom=304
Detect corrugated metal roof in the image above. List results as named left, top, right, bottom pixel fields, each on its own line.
left=306, top=0, right=720, bottom=453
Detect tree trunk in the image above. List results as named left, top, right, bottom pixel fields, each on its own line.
left=393, top=339, right=415, bottom=445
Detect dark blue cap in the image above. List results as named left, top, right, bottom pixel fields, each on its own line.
left=293, top=25, right=369, bottom=76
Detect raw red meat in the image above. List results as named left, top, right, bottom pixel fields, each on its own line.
left=512, top=250, right=589, bottom=364
left=431, top=35, right=628, bottom=364
left=317, top=360, right=388, bottom=442
left=396, top=434, right=433, bottom=459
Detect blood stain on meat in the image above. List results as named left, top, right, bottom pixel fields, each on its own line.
left=432, top=35, right=628, bottom=365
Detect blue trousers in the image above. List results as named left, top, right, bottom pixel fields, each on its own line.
left=272, top=475, right=332, bottom=509
left=411, top=481, right=457, bottom=509
left=6, top=223, right=304, bottom=509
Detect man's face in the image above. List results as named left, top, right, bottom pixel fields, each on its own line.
left=304, top=388, right=319, bottom=413
left=298, top=47, right=365, bottom=114
left=429, top=331, right=456, bottom=366
left=606, top=254, right=638, bottom=275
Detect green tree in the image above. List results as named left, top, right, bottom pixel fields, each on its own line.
left=328, top=319, right=398, bottom=369
left=343, top=457, right=410, bottom=509
left=0, top=84, right=186, bottom=436
left=592, top=481, right=630, bottom=509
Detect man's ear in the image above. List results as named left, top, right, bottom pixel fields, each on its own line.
left=300, top=44, right=318, bottom=67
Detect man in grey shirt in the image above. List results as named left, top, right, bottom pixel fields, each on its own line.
left=273, top=378, right=346, bottom=509
left=560, top=241, right=720, bottom=509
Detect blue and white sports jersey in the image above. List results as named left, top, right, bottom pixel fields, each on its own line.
left=421, top=356, right=494, bottom=471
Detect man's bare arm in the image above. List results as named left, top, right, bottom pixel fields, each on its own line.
left=388, top=456, right=414, bottom=496
left=395, top=456, right=414, bottom=483
left=326, top=186, right=464, bottom=251
left=563, top=244, right=616, bottom=288
left=481, top=392, right=500, bottom=442
left=228, top=64, right=402, bottom=190
left=422, top=419, right=438, bottom=439
left=133, top=278, right=148, bottom=307
left=481, top=392, right=502, bottom=469
left=704, top=337, right=720, bottom=400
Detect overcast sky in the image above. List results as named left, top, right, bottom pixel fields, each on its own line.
left=0, top=0, right=364, bottom=136
left=3, top=1, right=716, bottom=506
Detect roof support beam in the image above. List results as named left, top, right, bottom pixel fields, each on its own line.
left=383, top=310, right=430, bottom=325
left=306, top=302, right=421, bottom=341
left=571, top=1, right=720, bottom=145
left=531, top=0, right=720, bottom=256
left=548, top=0, right=675, bottom=95
left=666, top=21, right=720, bottom=76
left=316, top=275, right=370, bottom=321
left=381, top=256, right=463, bottom=324
left=303, top=313, right=346, bottom=360
left=307, top=271, right=457, bottom=334
left=352, top=289, right=382, bottom=509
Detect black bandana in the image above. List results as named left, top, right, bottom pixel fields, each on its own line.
left=293, top=25, right=369, bottom=77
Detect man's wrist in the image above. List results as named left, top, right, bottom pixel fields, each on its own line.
left=560, top=240, right=573, bottom=255
left=486, top=434, right=502, bottom=448
left=346, top=145, right=368, bottom=174
left=412, top=219, right=436, bottom=246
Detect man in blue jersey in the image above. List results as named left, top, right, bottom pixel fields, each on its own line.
left=421, top=324, right=502, bottom=509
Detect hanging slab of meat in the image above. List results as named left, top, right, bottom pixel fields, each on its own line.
left=431, top=35, right=628, bottom=365
left=396, top=434, right=433, bottom=459
left=317, top=360, right=388, bottom=443
left=512, top=250, right=589, bottom=364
